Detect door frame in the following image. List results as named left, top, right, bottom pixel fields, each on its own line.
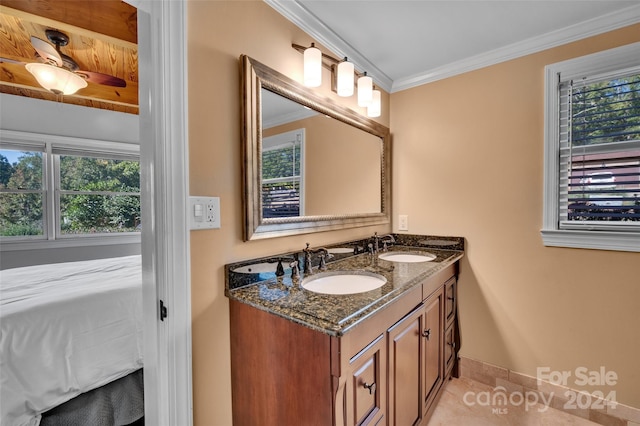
left=136, top=1, right=193, bottom=425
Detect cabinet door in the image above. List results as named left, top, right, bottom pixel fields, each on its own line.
left=422, top=289, right=443, bottom=412
left=444, top=323, right=456, bottom=376
left=444, top=277, right=456, bottom=328
left=349, top=334, right=386, bottom=426
left=387, top=305, right=423, bottom=426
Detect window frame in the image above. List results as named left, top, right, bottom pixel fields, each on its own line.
left=541, top=42, right=640, bottom=252
left=0, top=130, right=141, bottom=251
left=261, top=128, right=306, bottom=218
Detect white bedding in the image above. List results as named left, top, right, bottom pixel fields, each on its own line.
left=0, top=255, right=143, bottom=426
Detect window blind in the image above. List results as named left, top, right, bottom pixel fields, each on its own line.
left=262, top=140, right=302, bottom=218
left=558, top=71, right=640, bottom=231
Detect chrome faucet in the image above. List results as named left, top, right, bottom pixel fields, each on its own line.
left=372, top=232, right=395, bottom=253
left=302, top=243, right=330, bottom=274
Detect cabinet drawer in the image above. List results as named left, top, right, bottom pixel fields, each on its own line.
left=349, top=334, right=386, bottom=426
left=444, top=277, right=456, bottom=327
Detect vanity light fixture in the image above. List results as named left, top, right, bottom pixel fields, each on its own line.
left=336, top=57, right=354, bottom=97
left=293, top=43, right=381, bottom=114
left=303, top=43, right=322, bottom=87
left=367, top=87, right=381, bottom=118
left=25, top=63, right=87, bottom=95
left=357, top=72, right=373, bottom=107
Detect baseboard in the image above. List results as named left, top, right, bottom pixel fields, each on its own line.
left=458, top=356, right=640, bottom=426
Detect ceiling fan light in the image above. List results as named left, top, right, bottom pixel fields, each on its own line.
left=303, top=43, right=322, bottom=87
left=26, top=63, right=87, bottom=95
left=336, top=58, right=354, bottom=97
left=357, top=72, right=373, bottom=107
left=367, top=88, right=381, bottom=118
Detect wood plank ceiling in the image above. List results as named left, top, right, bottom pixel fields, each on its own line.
left=0, top=0, right=138, bottom=114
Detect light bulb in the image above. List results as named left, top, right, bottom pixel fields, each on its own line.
left=26, top=63, right=87, bottom=95
left=303, top=43, right=322, bottom=87
left=357, top=72, right=373, bottom=107
left=337, top=58, right=354, bottom=97
left=367, top=88, right=381, bottom=118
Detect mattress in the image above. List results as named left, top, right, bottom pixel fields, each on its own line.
left=0, top=255, right=144, bottom=426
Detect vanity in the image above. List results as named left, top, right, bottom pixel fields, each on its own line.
left=226, top=234, right=464, bottom=426
left=231, top=55, right=462, bottom=425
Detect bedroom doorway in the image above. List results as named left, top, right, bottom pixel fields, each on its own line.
left=0, top=1, right=191, bottom=424
left=136, top=2, right=193, bottom=426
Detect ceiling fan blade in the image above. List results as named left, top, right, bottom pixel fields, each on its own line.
left=0, top=57, right=25, bottom=65
left=76, top=71, right=126, bottom=87
left=30, top=36, right=62, bottom=67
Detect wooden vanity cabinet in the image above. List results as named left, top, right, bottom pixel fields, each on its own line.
left=229, top=262, right=459, bottom=426
left=346, top=334, right=387, bottom=426
left=230, top=300, right=335, bottom=426
left=443, top=276, right=458, bottom=377
left=387, top=304, right=425, bottom=426
left=422, top=288, right=444, bottom=413
left=387, top=285, right=446, bottom=426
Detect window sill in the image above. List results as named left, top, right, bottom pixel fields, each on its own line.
left=0, top=234, right=141, bottom=251
left=540, top=229, right=640, bottom=252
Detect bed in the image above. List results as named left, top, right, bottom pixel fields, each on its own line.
left=0, top=255, right=144, bottom=426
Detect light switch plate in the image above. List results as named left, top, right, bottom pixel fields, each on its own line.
left=189, top=196, right=221, bottom=230
left=398, top=214, right=409, bottom=231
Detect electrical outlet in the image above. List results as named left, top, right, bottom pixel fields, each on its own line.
left=189, top=196, right=221, bottom=230
left=205, top=203, right=216, bottom=223
left=398, top=214, right=409, bottom=231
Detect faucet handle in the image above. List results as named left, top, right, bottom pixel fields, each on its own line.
left=319, top=253, right=327, bottom=270
left=289, top=260, right=299, bottom=278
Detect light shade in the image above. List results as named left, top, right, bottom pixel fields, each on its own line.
left=26, top=63, right=88, bottom=95
left=336, top=58, right=354, bottom=97
left=367, top=88, right=381, bottom=118
left=303, top=43, right=322, bottom=87
left=357, top=72, right=373, bottom=107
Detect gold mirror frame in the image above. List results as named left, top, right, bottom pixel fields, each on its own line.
left=240, top=55, right=391, bottom=240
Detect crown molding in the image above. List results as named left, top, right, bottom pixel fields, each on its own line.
left=266, top=0, right=640, bottom=94
left=265, top=0, right=394, bottom=92
left=392, top=4, right=640, bottom=92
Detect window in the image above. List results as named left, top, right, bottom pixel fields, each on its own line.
left=261, top=129, right=305, bottom=218
left=0, top=147, right=45, bottom=237
left=0, top=131, right=140, bottom=247
left=542, top=42, right=640, bottom=252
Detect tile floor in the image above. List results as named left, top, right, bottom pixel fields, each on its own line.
left=427, top=377, right=600, bottom=426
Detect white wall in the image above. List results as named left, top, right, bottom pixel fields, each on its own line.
left=0, top=94, right=141, bottom=269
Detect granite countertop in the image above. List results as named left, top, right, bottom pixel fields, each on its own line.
left=225, top=235, right=464, bottom=336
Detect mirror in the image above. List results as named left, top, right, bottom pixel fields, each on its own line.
left=240, top=55, right=391, bottom=240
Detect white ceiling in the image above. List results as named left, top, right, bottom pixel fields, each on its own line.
left=266, top=0, right=640, bottom=92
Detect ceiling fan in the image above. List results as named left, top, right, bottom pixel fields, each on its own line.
left=1, top=29, right=126, bottom=95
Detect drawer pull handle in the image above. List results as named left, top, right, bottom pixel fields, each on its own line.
left=363, top=382, right=376, bottom=395
left=422, top=328, right=431, bottom=340
left=448, top=341, right=456, bottom=349
left=447, top=296, right=455, bottom=301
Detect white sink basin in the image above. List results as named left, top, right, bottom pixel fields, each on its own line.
left=327, top=247, right=353, bottom=254
left=301, top=271, right=387, bottom=295
left=232, top=263, right=281, bottom=274
left=378, top=252, right=436, bottom=263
